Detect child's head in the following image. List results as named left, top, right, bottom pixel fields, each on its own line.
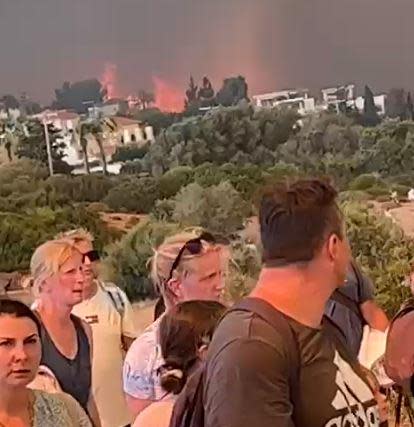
left=158, top=300, right=226, bottom=395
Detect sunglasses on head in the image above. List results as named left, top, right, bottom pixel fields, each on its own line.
left=83, top=250, right=100, bottom=262
left=166, top=232, right=217, bottom=283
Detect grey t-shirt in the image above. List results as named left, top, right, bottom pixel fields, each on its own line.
left=325, top=264, right=374, bottom=357
left=204, top=307, right=380, bottom=427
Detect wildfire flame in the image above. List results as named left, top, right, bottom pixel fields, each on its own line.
left=152, top=76, right=184, bottom=112
left=100, top=62, right=119, bottom=100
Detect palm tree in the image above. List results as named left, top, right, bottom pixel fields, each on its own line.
left=138, top=90, right=155, bottom=110
left=74, top=122, right=91, bottom=175
left=77, top=117, right=117, bottom=176
left=0, top=119, right=24, bottom=162
left=90, top=122, right=108, bottom=175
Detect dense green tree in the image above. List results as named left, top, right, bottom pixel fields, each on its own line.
left=386, top=88, right=407, bottom=119
left=15, top=120, right=71, bottom=174
left=54, top=79, right=105, bottom=113
left=1, top=95, right=19, bottom=110
left=216, top=76, right=248, bottom=106
left=362, top=85, right=380, bottom=127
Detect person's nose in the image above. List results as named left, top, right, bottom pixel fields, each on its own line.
left=12, top=343, right=28, bottom=362
left=76, top=267, right=85, bottom=283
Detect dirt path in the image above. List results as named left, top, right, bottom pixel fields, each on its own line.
left=386, top=202, right=414, bottom=237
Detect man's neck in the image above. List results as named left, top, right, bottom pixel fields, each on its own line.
left=251, top=266, right=334, bottom=328
left=0, top=386, right=30, bottom=414
left=83, top=280, right=98, bottom=300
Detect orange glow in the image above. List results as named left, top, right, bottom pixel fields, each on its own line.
left=152, top=76, right=184, bottom=112
left=100, top=62, right=119, bottom=99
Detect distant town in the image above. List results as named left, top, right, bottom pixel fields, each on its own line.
left=0, top=78, right=397, bottom=175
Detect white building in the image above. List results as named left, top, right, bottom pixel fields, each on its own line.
left=320, top=84, right=355, bottom=112
left=252, top=89, right=316, bottom=115
left=354, top=94, right=386, bottom=116
left=88, top=99, right=129, bottom=118
left=32, top=109, right=80, bottom=132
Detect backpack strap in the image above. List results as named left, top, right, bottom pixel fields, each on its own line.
left=100, top=281, right=125, bottom=317
left=330, top=290, right=364, bottom=320
left=330, top=260, right=365, bottom=322
left=226, top=297, right=301, bottom=415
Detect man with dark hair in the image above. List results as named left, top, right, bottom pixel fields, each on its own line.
left=203, top=179, right=383, bottom=427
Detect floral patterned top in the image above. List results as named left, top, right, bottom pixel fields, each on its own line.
left=33, top=390, right=92, bottom=427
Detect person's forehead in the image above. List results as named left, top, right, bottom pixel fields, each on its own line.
left=188, top=249, right=222, bottom=273
left=60, top=251, right=83, bottom=270
left=75, top=240, right=93, bottom=253
left=0, top=316, right=38, bottom=337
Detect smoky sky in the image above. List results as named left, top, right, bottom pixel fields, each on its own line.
left=2, top=0, right=414, bottom=104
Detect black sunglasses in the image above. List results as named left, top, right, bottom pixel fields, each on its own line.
left=83, top=250, right=100, bottom=262
left=166, top=232, right=217, bottom=283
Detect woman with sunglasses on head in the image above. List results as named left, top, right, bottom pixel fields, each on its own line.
left=0, top=298, right=92, bottom=426
left=133, top=300, right=226, bottom=427
left=123, top=230, right=229, bottom=419
left=30, top=239, right=101, bottom=427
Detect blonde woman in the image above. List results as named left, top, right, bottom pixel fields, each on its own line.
left=123, top=231, right=228, bottom=418
left=30, top=239, right=101, bottom=427
left=58, top=228, right=136, bottom=427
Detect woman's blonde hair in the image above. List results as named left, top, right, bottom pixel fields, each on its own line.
left=55, top=228, right=94, bottom=247
left=30, top=238, right=81, bottom=295
left=150, top=230, right=225, bottom=306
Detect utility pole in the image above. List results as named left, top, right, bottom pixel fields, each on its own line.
left=43, top=116, right=54, bottom=176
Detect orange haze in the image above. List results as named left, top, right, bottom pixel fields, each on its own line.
left=153, top=76, right=184, bottom=112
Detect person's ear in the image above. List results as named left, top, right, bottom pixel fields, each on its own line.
left=197, top=344, right=209, bottom=360
left=326, top=234, right=340, bottom=262
left=167, top=278, right=182, bottom=301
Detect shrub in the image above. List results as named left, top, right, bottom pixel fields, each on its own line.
left=102, top=220, right=181, bottom=301
left=349, top=174, right=386, bottom=191
left=43, top=174, right=116, bottom=204
left=103, top=178, right=160, bottom=213
left=171, top=182, right=250, bottom=236
left=365, top=185, right=390, bottom=197
left=112, top=143, right=150, bottom=162
left=390, top=184, right=410, bottom=197
left=157, top=166, right=195, bottom=199
left=338, top=191, right=371, bottom=203
left=120, top=160, right=143, bottom=175
left=0, top=206, right=115, bottom=272
left=343, top=202, right=414, bottom=316
left=225, top=238, right=261, bottom=302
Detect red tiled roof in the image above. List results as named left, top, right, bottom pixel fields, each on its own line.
left=111, top=116, right=140, bottom=127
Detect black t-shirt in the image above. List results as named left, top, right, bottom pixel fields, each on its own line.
left=203, top=307, right=380, bottom=427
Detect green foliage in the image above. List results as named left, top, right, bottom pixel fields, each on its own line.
left=157, top=166, right=195, bottom=199
left=215, top=76, right=248, bottom=107
left=54, top=79, right=104, bottom=113
left=0, top=206, right=115, bottom=272
left=344, top=202, right=414, bottom=316
left=103, top=178, right=161, bottom=213
left=102, top=220, right=181, bottom=301
left=225, top=238, right=261, bottom=302
left=144, top=104, right=299, bottom=173
left=132, top=108, right=177, bottom=136
left=170, top=181, right=250, bottom=235
left=16, top=120, right=72, bottom=174
left=112, top=143, right=150, bottom=163
left=362, top=85, right=380, bottom=127
left=349, top=174, right=386, bottom=191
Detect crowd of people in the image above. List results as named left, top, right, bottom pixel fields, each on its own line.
left=1, top=178, right=414, bottom=427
